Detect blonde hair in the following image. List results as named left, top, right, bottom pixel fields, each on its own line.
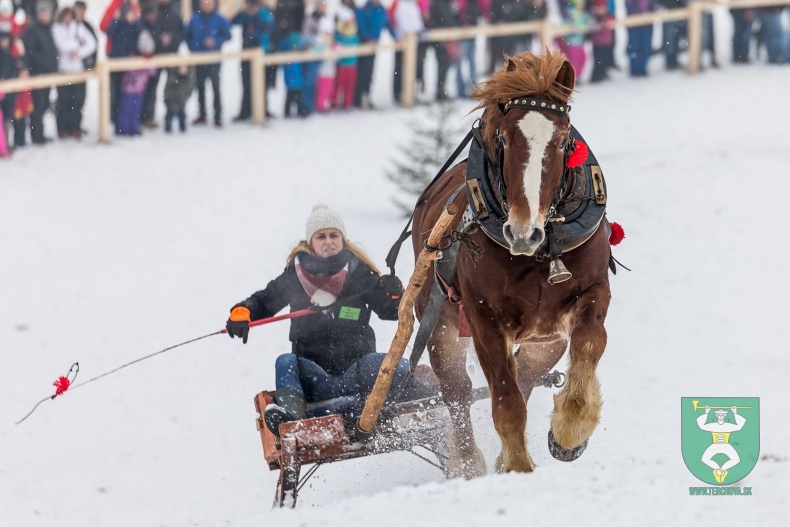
left=286, top=237, right=381, bottom=275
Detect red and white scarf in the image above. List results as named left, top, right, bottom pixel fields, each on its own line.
left=295, top=252, right=352, bottom=306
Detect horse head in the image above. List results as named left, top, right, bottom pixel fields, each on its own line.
left=473, top=51, right=576, bottom=256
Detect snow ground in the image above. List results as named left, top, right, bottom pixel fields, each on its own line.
left=2, top=47, right=790, bottom=527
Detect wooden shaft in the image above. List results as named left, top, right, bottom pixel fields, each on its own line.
left=251, top=49, right=265, bottom=125
left=358, top=204, right=459, bottom=434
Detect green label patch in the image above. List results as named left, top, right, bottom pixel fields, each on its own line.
left=338, top=306, right=361, bottom=320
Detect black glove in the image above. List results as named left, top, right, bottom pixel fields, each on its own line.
left=378, top=274, right=404, bottom=300
left=226, top=306, right=251, bottom=344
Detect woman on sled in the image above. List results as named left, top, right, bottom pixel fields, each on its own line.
left=225, top=204, right=412, bottom=435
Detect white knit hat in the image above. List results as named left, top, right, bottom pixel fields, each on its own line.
left=305, top=204, right=346, bottom=242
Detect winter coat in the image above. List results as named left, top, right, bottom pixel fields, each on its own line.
left=100, top=0, right=140, bottom=55
left=185, top=11, right=231, bottom=52
left=52, top=20, right=97, bottom=73
left=20, top=20, right=57, bottom=75
left=625, top=0, right=655, bottom=15
left=121, top=67, right=155, bottom=95
left=155, top=4, right=184, bottom=54
left=429, top=0, right=460, bottom=29
left=232, top=6, right=274, bottom=51
left=80, top=19, right=98, bottom=69
left=356, top=2, right=395, bottom=43
left=236, top=258, right=399, bottom=375
left=456, top=0, right=482, bottom=26
left=105, top=19, right=143, bottom=58
left=0, top=47, right=20, bottom=80
left=279, top=32, right=304, bottom=89
left=273, top=0, right=305, bottom=47
left=164, top=67, right=195, bottom=109
left=393, top=0, right=424, bottom=39
left=490, top=0, right=546, bottom=24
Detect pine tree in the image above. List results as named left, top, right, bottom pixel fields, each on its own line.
left=387, top=101, right=465, bottom=215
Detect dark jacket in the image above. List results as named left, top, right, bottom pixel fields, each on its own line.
left=231, top=6, right=274, bottom=50
left=273, top=0, right=304, bottom=47
left=81, top=19, right=99, bottom=69
left=164, top=67, right=195, bottom=108
left=20, top=20, right=58, bottom=75
left=156, top=4, right=184, bottom=54
left=105, top=19, right=143, bottom=58
left=491, top=0, right=547, bottom=23
left=236, top=258, right=399, bottom=375
left=429, top=0, right=460, bottom=29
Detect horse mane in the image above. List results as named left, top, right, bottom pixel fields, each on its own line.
left=472, top=50, right=575, bottom=159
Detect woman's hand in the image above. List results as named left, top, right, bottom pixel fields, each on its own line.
left=226, top=306, right=251, bottom=344
left=377, top=274, right=404, bottom=301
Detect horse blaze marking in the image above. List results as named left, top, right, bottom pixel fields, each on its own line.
left=517, top=112, right=555, bottom=227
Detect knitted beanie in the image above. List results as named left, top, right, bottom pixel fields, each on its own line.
left=305, top=204, right=347, bottom=242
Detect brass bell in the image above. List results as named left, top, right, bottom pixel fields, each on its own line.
left=548, top=258, right=572, bottom=284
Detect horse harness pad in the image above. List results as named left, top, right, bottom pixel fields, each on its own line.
left=463, top=101, right=608, bottom=260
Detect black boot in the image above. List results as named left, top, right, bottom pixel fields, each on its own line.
left=264, top=388, right=307, bottom=436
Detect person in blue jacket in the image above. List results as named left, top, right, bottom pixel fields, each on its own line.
left=231, top=0, right=274, bottom=122
left=185, top=0, right=230, bottom=126
left=354, top=0, right=395, bottom=109
left=279, top=31, right=307, bottom=117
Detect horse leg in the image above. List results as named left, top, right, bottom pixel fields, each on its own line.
left=488, top=339, right=566, bottom=471
left=428, top=309, right=487, bottom=479
left=471, top=324, right=534, bottom=473
left=550, top=290, right=609, bottom=459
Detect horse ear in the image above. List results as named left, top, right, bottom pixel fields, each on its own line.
left=556, top=60, right=576, bottom=92
left=505, top=57, right=518, bottom=72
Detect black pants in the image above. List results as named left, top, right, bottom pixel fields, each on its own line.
left=355, top=54, right=375, bottom=107
left=56, top=83, right=86, bottom=134
left=110, top=70, right=123, bottom=123
left=590, top=44, right=614, bottom=82
left=196, top=63, right=222, bottom=119
left=30, top=86, right=51, bottom=143
left=433, top=43, right=451, bottom=100
left=284, top=89, right=306, bottom=117
left=14, top=117, right=27, bottom=146
left=165, top=104, right=187, bottom=131
left=141, top=69, right=162, bottom=123
left=238, top=59, right=251, bottom=118
left=393, top=51, right=403, bottom=103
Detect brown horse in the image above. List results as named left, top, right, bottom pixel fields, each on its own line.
left=411, top=50, right=612, bottom=477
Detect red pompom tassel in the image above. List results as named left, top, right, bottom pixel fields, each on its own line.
left=566, top=141, right=589, bottom=168
left=609, top=222, right=625, bottom=246
left=53, top=376, right=71, bottom=396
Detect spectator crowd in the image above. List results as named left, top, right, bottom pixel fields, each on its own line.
left=1, top=0, right=789, bottom=158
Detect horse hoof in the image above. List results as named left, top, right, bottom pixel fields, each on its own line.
left=548, top=429, right=588, bottom=462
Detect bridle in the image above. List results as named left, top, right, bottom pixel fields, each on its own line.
left=487, top=96, right=579, bottom=228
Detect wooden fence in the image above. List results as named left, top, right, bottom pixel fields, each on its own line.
left=0, top=0, right=785, bottom=143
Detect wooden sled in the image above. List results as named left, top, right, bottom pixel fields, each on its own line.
left=254, top=379, right=480, bottom=508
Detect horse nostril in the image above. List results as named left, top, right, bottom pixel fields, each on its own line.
left=504, top=224, right=514, bottom=242
left=528, top=228, right=544, bottom=246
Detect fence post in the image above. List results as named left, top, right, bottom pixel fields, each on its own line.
left=251, top=49, right=266, bottom=125
left=540, top=19, right=554, bottom=50
left=97, top=60, right=111, bottom=143
left=687, top=4, right=703, bottom=73
left=401, top=32, right=418, bottom=108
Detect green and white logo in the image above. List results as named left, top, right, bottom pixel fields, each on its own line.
left=681, top=398, right=759, bottom=485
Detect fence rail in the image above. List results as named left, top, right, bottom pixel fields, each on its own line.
left=0, top=0, right=783, bottom=143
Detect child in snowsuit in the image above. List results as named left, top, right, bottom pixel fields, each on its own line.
left=589, top=0, right=615, bottom=82
left=163, top=65, right=196, bottom=132
left=333, top=9, right=359, bottom=110
left=116, top=29, right=156, bottom=135
left=313, top=13, right=335, bottom=113
left=280, top=31, right=307, bottom=118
